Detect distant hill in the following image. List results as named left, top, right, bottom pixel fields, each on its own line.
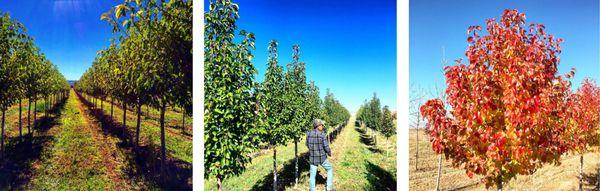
left=68, top=80, right=77, bottom=87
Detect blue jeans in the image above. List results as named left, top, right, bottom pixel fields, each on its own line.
left=309, top=159, right=333, bottom=191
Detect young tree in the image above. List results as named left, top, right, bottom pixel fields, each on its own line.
left=261, top=40, right=292, bottom=191
left=410, top=85, right=425, bottom=170
left=204, top=0, right=261, bottom=189
left=420, top=9, right=574, bottom=189
left=283, top=44, right=309, bottom=187
left=380, top=105, right=395, bottom=156
left=568, top=78, right=600, bottom=191
left=368, top=93, right=382, bottom=143
left=0, top=13, right=23, bottom=159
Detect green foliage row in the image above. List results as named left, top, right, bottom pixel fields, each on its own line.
left=0, top=12, right=69, bottom=159
left=357, top=93, right=395, bottom=138
left=204, top=0, right=350, bottom=189
left=0, top=12, right=70, bottom=111
left=74, top=0, right=192, bottom=176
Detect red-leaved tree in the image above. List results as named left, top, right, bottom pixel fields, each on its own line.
left=568, top=78, right=600, bottom=191
left=420, top=9, right=576, bottom=189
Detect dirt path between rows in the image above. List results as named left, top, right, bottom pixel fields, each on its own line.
left=73, top=92, right=139, bottom=190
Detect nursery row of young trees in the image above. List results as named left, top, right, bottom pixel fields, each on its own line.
left=74, top=0, right=191, bottom=176
left=419, top=9, right=600, bottom=191
left=356, top=93, right=396, bottom=149
left=0, top=12, right=70, bottom=159
left=204, top=0, right=351, bottom=190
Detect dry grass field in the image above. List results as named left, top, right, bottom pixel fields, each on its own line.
left=409, top=129, right=600, bottom=191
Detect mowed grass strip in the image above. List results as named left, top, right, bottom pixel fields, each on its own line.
left=3, top=98, right=53, bottom=138
left=291, top=118, right=396, bottom=191
left=205, top=117, right=397, bottom=191
left=86, top=96, right=192, bottom=163
left=28, top=91, right=113, bottom=190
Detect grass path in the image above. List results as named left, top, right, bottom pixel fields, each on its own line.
left=26, top=90, right=134, bottom=190
left=205, top=117, right=397, bottom=191
left=290, top=118, right=396, bottom=191
left=82, top=94, right=192, bottom=163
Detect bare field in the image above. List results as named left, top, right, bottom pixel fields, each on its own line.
left=409, top=129, right=600, bottom=191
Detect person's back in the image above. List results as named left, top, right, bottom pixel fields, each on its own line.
left=306, top=129, right=330, bottom=165
left=306, top=119, right=334, bottom=191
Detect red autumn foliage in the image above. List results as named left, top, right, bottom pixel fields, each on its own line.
left=420, top=9, right=576, bottom=188
left=568, top=79, right=600, bottom=150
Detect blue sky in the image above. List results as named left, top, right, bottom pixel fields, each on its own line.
left=206, top=0, right=398, bottom=113
left=410, top=0, right=600, bottom=101
left=0, top=0, right=119, bottom=81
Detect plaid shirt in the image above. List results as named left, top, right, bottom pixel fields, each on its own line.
left=306, top=129, right=331, bottom=166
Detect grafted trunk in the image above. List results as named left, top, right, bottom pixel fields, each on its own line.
left=159, top=102, right=167, bottom=176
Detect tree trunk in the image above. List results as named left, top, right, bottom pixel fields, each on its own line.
left=160, top=102, right=167, bottom=177
left=579, top=154, right=583, bottom=191
left=294, top=138, right=299, bottom=188
left=33, top=98, right=37, bottom=128
left=123, top=99, right=127, bottom=142
left=436, top=154, right=442, bottom=191
left=273, top=146, right=278, bottom=191
left=27, top=98, right=31, bottom=134
left=373, top=132, right=377, bottom=146
left=110, top=97, right=114, bottom=119
left=496, top=176, right=503, bottom=191
left=44, top=96, right=47, bottom=116
left=1, top=109, right=5, bottom=160
left=416, top=127, right=419, bottom=171
left=217, top=175, right=223, bottom=191
left=19, top=99, right=22, bottom=137
left=386, top=137, right=389, bottom=157
left=182, top=112, right=186, bottom=134
left=136, top=103, right=141, bottom=147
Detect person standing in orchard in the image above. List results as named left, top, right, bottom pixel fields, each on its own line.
left=306, top=119, right=334, bottom=191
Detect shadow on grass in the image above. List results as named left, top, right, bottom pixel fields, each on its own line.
left=364, top=161, right=396, bottom=191
left=76, top=92, right=192, bottom=190
left=356, top=127, right=382, bottom=154
left=0, top=97, right=67, bottom=189
left=250, top=126, right=347, bottom=191
left=583, top=170, right=599, bottom=190
left=250, top=152, right=332, bottom=191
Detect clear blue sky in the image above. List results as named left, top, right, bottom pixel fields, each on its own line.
left=0, top=0, right=119, bottom=81
left=205, top=0, right=398, bottom=113
left=410, top=0, right=600, bottom=101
